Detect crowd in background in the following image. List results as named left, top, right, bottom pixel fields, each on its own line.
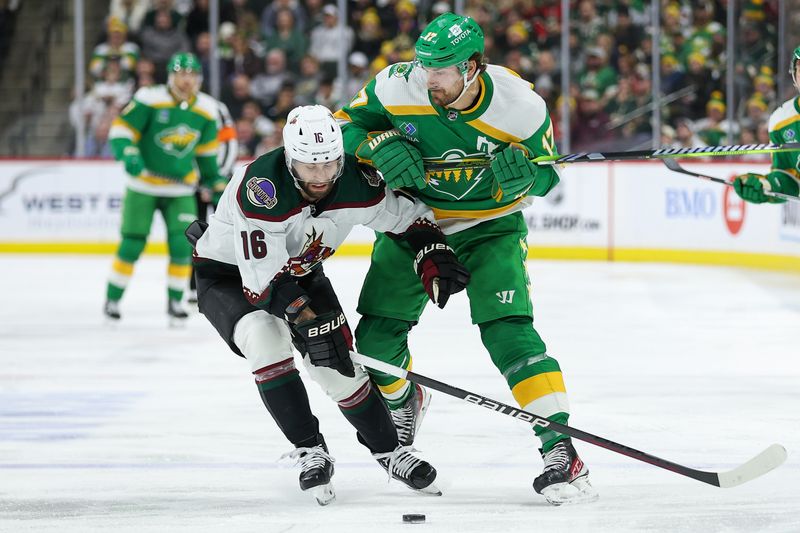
left=70, top=0, right=784, bottom=159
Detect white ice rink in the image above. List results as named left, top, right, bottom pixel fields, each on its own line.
left=1, top=255, right=798, bottom=533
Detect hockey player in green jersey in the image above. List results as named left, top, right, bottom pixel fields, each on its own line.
left=733, top=46, right=800, bottom=204
left=335, top=12, right=597, bottom=504
left=104, top=52, right=226, bottom=324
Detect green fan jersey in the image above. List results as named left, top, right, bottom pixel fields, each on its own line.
left=767, top=96, right=800, bottom=183
left=109, top=85, right=220, bottom=198
left=335, top=62, right=561, bottom=233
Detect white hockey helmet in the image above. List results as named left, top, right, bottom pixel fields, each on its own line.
left=283, top=105, right=344, bottom=184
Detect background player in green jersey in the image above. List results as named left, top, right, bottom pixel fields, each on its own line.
left=335, top=13, right=596, bottom=504
left=104, top=52, right=225, bottom=324
left=733, top=45, right=800, bottom=204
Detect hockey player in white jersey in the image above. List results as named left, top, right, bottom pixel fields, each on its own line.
left=186, top=105, right=469, bottom=504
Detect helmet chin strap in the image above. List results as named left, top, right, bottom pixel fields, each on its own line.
left=446, top=61, right=479, bottom=109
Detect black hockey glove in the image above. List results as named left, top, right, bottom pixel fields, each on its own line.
left=293, top=311, right=356, bottom=377
left=413, top=243, right=470, bottom=309
left=267, top=272, right=311, bottom=322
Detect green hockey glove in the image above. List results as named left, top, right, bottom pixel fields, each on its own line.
left=121, top=146, right=144, bottom=176
left=356, top=130, right=426, bottom=190
left=733, top=171, right=799, bottom=204
left=490, top=146, right=537, bottom=201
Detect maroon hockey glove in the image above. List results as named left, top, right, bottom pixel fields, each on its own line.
left=413, top=243, right=470, bottom=309
left=293, top=311, right=355, bottom=377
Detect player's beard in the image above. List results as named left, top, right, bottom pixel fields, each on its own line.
left=429, top=80, right=464, bottom=107
left=299, top=181, right=333, bottom=202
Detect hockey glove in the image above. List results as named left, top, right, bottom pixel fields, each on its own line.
left=121, top=146, right=145, bottom=176
left=293, top=311, right=356, bottom=377
left=733, top=171, right=800, bottom=204
left=413, top=242, right=470, bottom=309
left=356, top=130, right=427, bottom=190
left=490, top=146, right=538, bottom=201
left=267, top=273, right=311, bottom=323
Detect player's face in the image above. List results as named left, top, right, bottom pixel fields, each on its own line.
left=422, top=64, right=464, bottom=106
left=794, top=62, right=800, bottom=91
left=293, top=160, right=340, bottom=201
left=171, top=70, right=201, bottom=100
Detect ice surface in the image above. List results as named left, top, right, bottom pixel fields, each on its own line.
left=1, top=255, right=798, bottom=532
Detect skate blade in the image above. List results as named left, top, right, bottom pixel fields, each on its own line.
left=540, top=476, right=598, bottom=506
left=309, top=483, right=336, bottom=506
left=413, top=482, right=442, bottom=497
left=168, top=316, right=188, bottom=329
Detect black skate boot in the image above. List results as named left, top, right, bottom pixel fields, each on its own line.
left=533, top=438, right=598, bottom=505
left=373, top=445, right=441, bottom=496
left=391, top=383, right=431, bottom=446
left=167, top=299, right=188, bottom=327
left=283, top=438, right=336, bottom=506
left=103, top=300, right=121, bottom=321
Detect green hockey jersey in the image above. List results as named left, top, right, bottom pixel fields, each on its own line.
left=335, top=63, right=561, bottom=233
left=767, top=96, right=800, bottom=185
left=110, top=85, right=220, bottom=197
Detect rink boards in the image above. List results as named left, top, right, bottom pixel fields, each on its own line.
left=0, top=159, right=798, bottom=271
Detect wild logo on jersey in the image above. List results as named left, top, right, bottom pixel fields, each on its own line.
left=424, top=148, right=488, bottom=200
left=287, top=228, right=334, bottom=275
left=156, top=125, right=201, bottom=157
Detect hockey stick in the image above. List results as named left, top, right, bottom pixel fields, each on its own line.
left=351, top=352, right=787, bottom=488
left=424, top=142, right=800, bottom=172
left=662, top=158, right=800, bottom=203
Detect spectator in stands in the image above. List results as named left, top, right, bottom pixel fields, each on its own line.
left=264, top=7, right=308, bottom=71
left=89, top=17, right=140, bottom=81
left=660, top=53, right=686, bottom=96
left=225, top=30, right=263, bottom=79
left=261, top=0, right=307, bottom=38
left=222, top=73, right=253, bottom=120
left=110, top=0, right=150, bottom=35
left=85, top=112, right=115, bottom=158
left=335, top=51, right=370, bottom=104
left=752, top=67, right=777, bottom=110
left=310, top=5, right=354, bottom=79
left=572, top=89, right=613, bottom=150
left=140, top=9, right=191, bottom=81
left=266, top=82, right=298, bottom=122
left=574, top=0, right=605, bottom=47
left=611, top=6, right=642, bottom=56
left=671, top=117, right=705, bottom=149
left=393, top=1, right=419, bottom=42
left=578, top=46, right=617, bottom=98
left=314, top=77, right=337, bottom=110
left=142, top=0, right=183, bottom=32
left=295, top=54, right=322, bottom=105
left=235, top=118, right=259, bottom=157
left=185, top=0, right=236, bottom=44
left=251, top=48, right=293, bottom=109
left=241, top=99, right=276, bottom=140
left=128, top=59, right=152, bottom=90
left=741, top=93, right=769, bottom=133
left=194, top=32, right=212, bottom=87
left=695, top=94, right=731, bottom=145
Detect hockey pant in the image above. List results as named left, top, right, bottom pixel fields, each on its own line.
left=194, top=259, right=397, bottom=453
left=107, top=188, right=196, bottom=302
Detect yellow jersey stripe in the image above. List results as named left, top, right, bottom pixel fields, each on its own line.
left=431, top=196, right=527, bottom=220
left=467, top=118, right=524, bottom=143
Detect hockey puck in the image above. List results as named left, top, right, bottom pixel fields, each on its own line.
left=402, top=514, right=426, bottom=524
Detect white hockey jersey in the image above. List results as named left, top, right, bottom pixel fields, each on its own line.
left=194, top=148, right=437, bottom=308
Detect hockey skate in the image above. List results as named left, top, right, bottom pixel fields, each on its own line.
left=533, top=439, right=598, bottom=505
left=103, top=300, right=121, bottom=322
left=373, top=445, right=441, bottom=496
left=167, top=299, right=188, bottom=327
left=186, top=289, right=198, bottom=305
left=283, top=441, right=336, bottom=506
left=391, top=383, right=431, bottom=446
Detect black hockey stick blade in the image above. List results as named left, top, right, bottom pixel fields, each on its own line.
left=351, top=352, right=787, bottom=488
left=662, top=158, right=800, bottom=203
